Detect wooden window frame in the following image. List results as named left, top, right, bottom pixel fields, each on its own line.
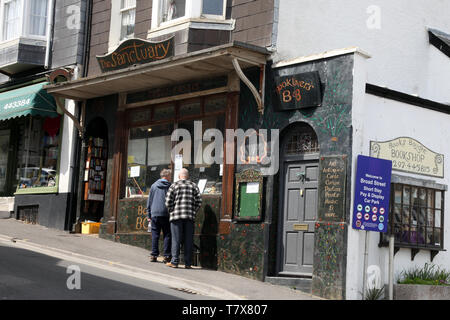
left=114, top=93, right=236, bottom=225
left=380, top=182, right=445, bottom=253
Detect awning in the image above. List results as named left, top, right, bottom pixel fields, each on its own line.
left=0, top=82, right=58, bottom=121
left=44, top=42, right=269, bottom=101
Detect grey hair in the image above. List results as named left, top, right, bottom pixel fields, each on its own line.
left=178, top=168, right=189, bottom=179
left=160, top=169, right=172, bottom=178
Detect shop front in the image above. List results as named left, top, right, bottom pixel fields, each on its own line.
left=46, top=42, right=270, bottom=273
left=0, top=81, right=66, bottom=229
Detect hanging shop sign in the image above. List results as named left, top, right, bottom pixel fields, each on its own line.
left=370, top=137, right=444, bottom=178
left=96, top=37, right=174, bottom=73
left=274, top=71, right=322, bottom=110
left=352, top=155, right=392, bottom=233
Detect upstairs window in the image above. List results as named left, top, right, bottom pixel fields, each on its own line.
left=120, top=0, right=136, bottom=40
left=160, top=0, right=185, bottom=23
left=28, top=0, right=48, bottom=36
left=1, top=0, right=49, bottom=41
left=151, top=0, right=226, bottom=30
left=202, top=0, right=226, bottom=18
left=3, top=0, right=21, bottom=40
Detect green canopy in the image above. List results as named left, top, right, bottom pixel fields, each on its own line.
left=0, top=82, right=58, bottom=121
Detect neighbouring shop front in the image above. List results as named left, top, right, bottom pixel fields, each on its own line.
left=0, top=81, right=67, bottom=229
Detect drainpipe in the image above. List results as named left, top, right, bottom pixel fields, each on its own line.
left=44, top=0, right=55, bottom=69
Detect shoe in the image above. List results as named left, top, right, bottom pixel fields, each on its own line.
left=150, top=256, right=157, bottom=262
left=163, top=256, right=171, bottom=264
left=166, top=262, right=178, bottom=268
left=185, top=265, right=192, bottom=269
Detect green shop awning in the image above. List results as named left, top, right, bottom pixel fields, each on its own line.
left=0, top=82, right=58, bottom=121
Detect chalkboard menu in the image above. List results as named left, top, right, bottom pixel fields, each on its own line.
left=274, top=71, right=322, bottom=110
left=318, top=155, right=347, bottom=221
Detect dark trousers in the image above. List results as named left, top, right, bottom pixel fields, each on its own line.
left=170, top=219, right=194, bottom=266
left=151, top=216, right=171, bottom=258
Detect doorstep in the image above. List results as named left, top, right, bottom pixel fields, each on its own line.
left=265, top=276, right=312, bottom=294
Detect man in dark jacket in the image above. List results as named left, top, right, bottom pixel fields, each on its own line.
left=147, top=169, right=172, bottom=263
left=165, top=168, right=202, bottom=269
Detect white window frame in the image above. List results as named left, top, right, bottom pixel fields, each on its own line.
left=24, top=0, right=48, bottom=38
left=108, top=0, right=136, bottom=52
left=200, top=0, right=227, bottom=20
left=1, top=0, right=23, bottom=42
left=0, top=0, right=48, bottom=43
left=151, top=0, right=226, bottom=30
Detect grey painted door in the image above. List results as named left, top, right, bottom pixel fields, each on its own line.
left=280, top=160, right=318, bottom=276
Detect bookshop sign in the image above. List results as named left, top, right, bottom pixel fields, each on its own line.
left=370, top=137, right=444, bottom=178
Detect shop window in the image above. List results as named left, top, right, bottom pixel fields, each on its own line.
left=15, top=115, right=61, bottom=192
left=125, top=95, right=227, bottom=198
left=126, top=123, right=173, bottom=197
left=381, top=183, right=444, bottom=250
left=177, top=116, right=224, bottom=195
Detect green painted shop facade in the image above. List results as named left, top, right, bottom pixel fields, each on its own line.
left=46, top=43, right=356, bottom=300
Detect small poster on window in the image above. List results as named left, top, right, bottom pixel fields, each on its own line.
left=130, top=166, right=140, bottom=178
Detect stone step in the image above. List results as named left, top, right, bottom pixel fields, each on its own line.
left=265, top=276, right=312, bottom=294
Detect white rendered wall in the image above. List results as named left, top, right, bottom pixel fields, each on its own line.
left=274, top=0, right=450, bottom=104
left=58, top=99, right=77, bottom=193
left=350, top=55, right=450, bottom=299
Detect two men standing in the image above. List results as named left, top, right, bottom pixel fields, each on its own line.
left=147, top=168, right=202, bottom=269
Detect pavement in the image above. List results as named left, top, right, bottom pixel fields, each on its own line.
left=0, top=217, right=322, bottom=300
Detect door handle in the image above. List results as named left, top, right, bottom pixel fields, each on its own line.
left=300, top=189, right=303, bottom=197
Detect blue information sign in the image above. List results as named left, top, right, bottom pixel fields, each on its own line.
left=352, top=155, right=392, bottom=233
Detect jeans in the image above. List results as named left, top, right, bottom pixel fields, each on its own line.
left=170, top=219, right=194, bottom=266
left=151, top=216, right=171, bottom=258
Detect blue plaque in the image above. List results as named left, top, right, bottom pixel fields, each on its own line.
left=352, top=155, right=392, bottom=233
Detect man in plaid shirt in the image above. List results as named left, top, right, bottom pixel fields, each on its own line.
left=165, top=168, right=202, bottom=268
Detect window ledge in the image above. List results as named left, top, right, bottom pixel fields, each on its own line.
left=15, top=186, right=58, bottom=195
left=0, top=36, right=47, bottom=50
left=147, top=18, right=235, bottom=39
